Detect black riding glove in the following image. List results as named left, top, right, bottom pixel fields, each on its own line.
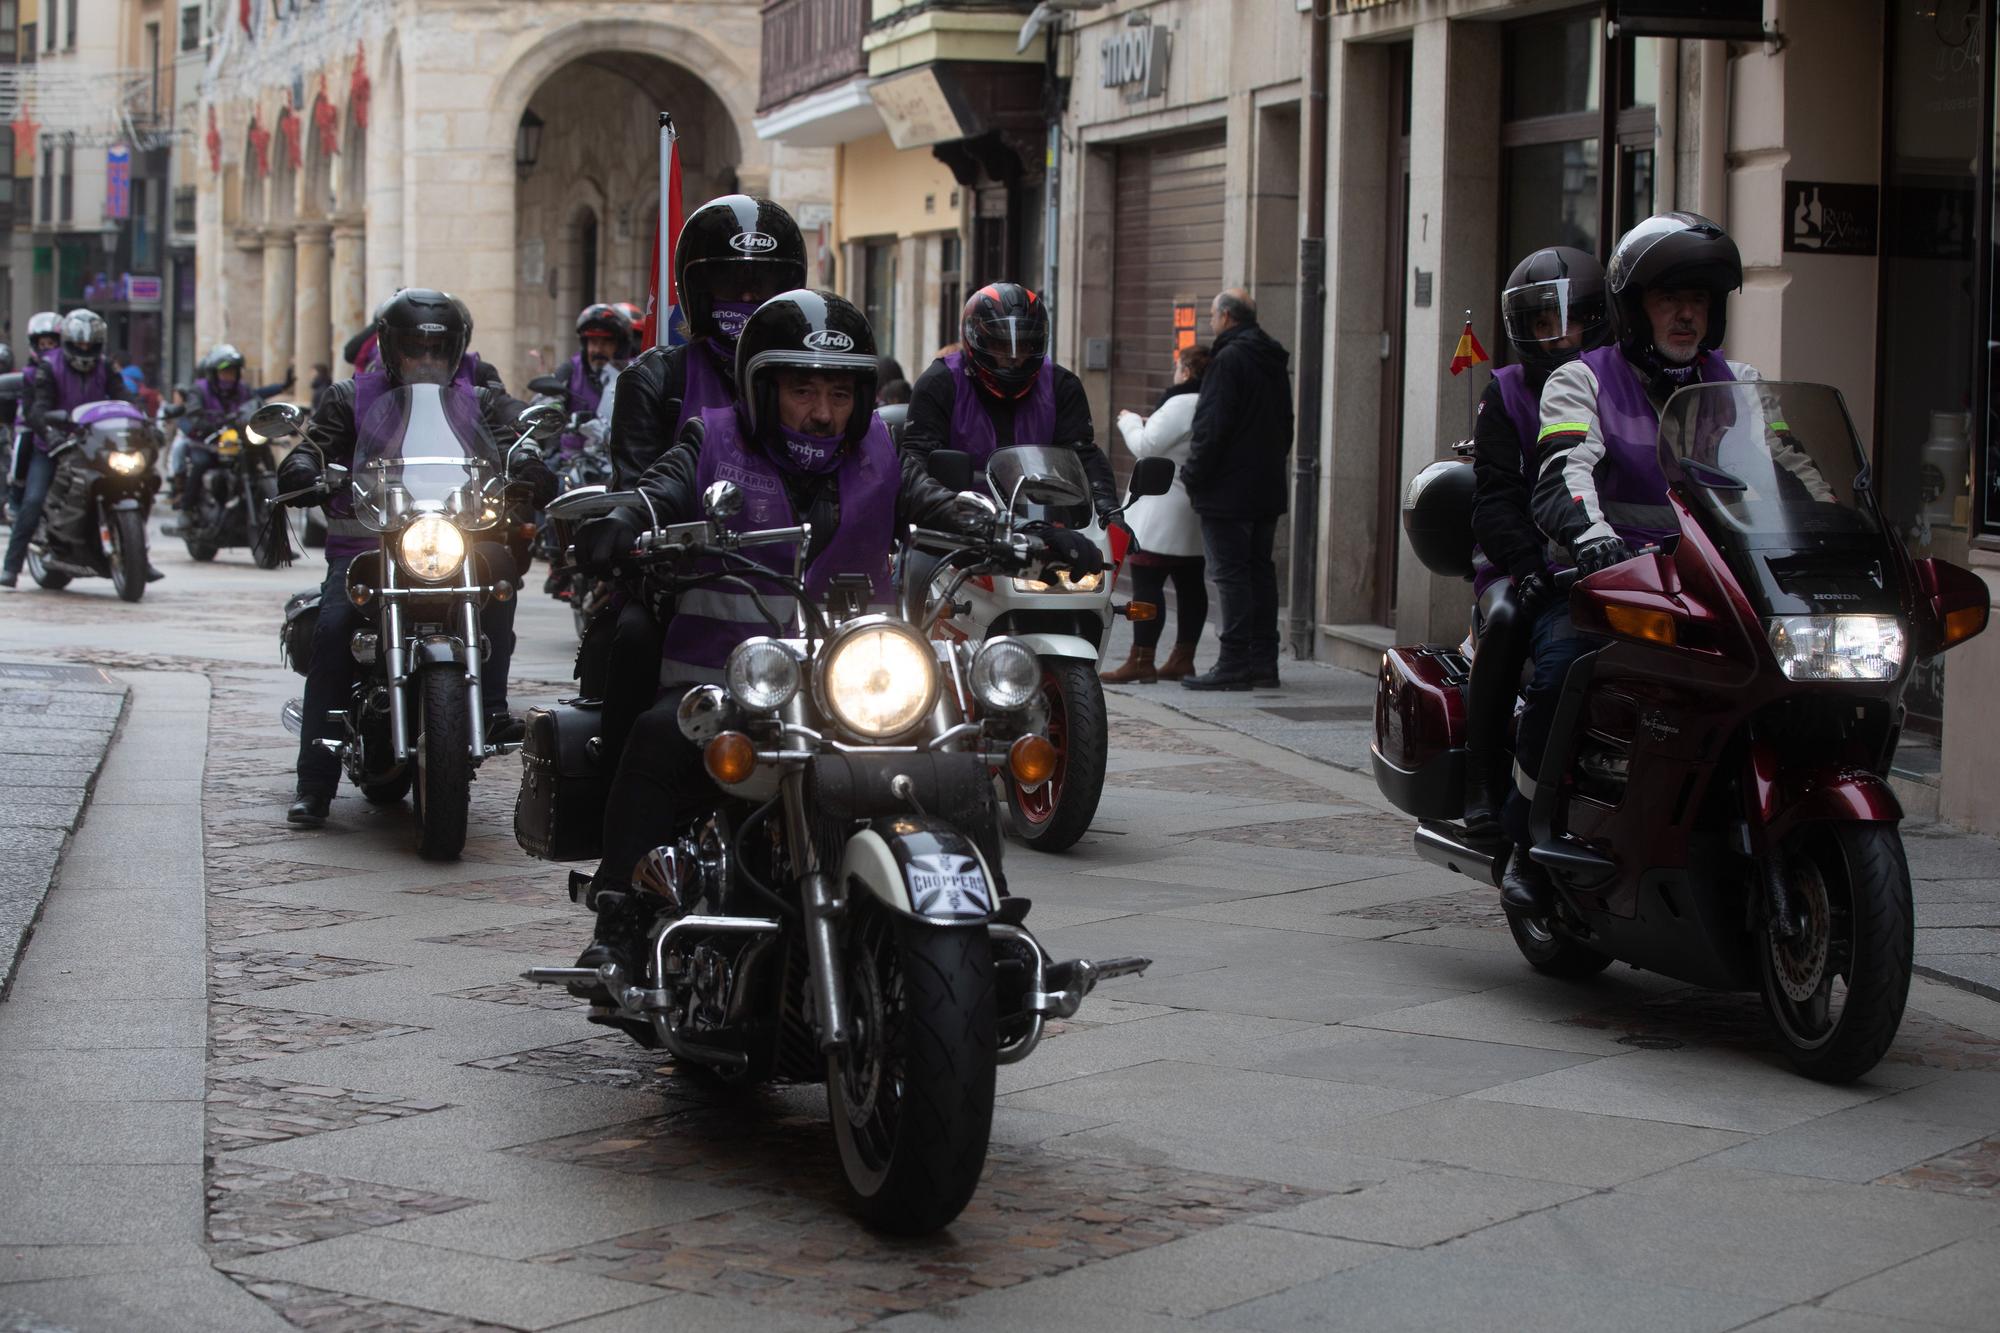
left=514, top=453, right=559, bottom=508
left=1514, top=571, right=1554, bottom=618
left=1036, top=526, right=1105, bottom=579
left=1574, top=536, right=1634, bottom=576
left=574, top=511, right=642, bottom=575
left=276, top=451, right=323, bottom=507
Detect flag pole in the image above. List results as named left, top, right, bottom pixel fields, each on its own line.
left=1464, top=308, right=1477, bottom=445
left=655, top=112, right=677, bottom=352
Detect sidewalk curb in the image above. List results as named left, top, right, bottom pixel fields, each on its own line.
left=1914, top=963, right=2000, bottom=1006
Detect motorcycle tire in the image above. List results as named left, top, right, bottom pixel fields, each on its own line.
left=108, top=509, right=148, bottom=603
left=1758, top=822, right=1913, bottom=1083
left=412, top=666, right=470, bottom=861
left=362, top=771, right=413, bottom=806
left=1005, top=659, right=1107, bottom=853
left=25, top=547, right=69, bottom=590
left=249, top=480, right=288, bottom=569
left=184, top=536, right=218, bottom=562
left=1505, top=911, right=1612, bottom=979
left=828, top=901, right=995, bottom=1235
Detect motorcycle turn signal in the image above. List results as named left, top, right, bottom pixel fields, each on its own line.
left=704, top=731, right=757, bottom=785
left=1009, top=735, right=1058, bottom=789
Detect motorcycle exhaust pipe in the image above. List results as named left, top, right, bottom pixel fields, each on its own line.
left=1414, top=820, right=1503, bottom=887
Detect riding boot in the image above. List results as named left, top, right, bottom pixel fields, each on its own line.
left=1155, top=643, right=1198, bottom=681
left=1500, top=846, right=1556, bottom=917
left=1101, top=645, right=1157, bottom=684
left=1459, top=752, right=1506, bottom=850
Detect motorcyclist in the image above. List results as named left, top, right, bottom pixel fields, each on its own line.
left=8, top=314, right=64, bottom=514
left=566, top=289, right=1103, bottom=976
left=585, top=196, right=809, bottom=772
left=275, top=288, right=557, bottom=826
left=1460, top=246, right=1611, bottom=840
left=1515, top=212, right=1756, bottom=914
left=901, top=283, right=1119, bottom=520
left=556, top=303, right=630, bottom=457
left=177, top=343, right=294, bottom=509
left=2, top=310, right=134, bottom=588
left=0, top=343, right=14, bottom=523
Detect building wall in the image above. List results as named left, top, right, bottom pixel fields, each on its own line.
left=832, top=131, right=961, bottom=373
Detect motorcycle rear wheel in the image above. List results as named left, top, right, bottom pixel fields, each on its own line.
left=828, top=902, right=995, bottom=1235
left=1005, top=659, right=1107, bottom=853
left=1506, top=910, right=1612, bottom=978
left=108, top=509, right=147, bottom=602
left=25, top=547, right=69, bottom=589
left=1759, top=823, right=1912, bottom=1083
left=412, top=666, right=470, bottom=860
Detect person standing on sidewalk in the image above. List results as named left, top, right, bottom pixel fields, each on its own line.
left=1105, top=344, right=1211, bottom=684
left=1179, top=288, right=1293, bottom=691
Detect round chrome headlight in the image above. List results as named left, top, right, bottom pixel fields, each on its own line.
left=396, top=514, right=467, bottom=582
left=970, top=637, right=1041, bottom=712
left=725, top=638, right=802, bottom=712
left=819, top=619, right=938, bottom=739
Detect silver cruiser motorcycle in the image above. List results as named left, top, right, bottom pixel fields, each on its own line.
left=256, top=390, right=561, bottom=860
left=521, top=480, right=1150, bottom=1233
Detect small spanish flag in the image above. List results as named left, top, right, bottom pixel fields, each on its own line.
left=1449, top=318, right=1489, bottom=376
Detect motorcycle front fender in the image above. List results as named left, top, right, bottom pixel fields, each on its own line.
left=106, top=496, right=142, bottom=512
left=412, top=634, right=469, bottom=669
left=1009, top=631, right=1098, bottom=662
left=837, top=818, right=997, bottom=925
left=1748, top=743, right=1902, bottom=846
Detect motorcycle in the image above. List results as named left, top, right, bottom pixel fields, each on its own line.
left=517, top=479, right=1150, bottom=1233
left=0, top=378, right=163, bottom=603
left=177, top=400, right=296, bottom=568
left=1373, top=381, right=1990, bottom=1081
left=258, top=389, right=562, bottom=861
left=914, top=446, right=1168, bottom=851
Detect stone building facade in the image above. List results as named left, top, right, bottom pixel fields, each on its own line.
left=195, top=0, right=832, bottom=395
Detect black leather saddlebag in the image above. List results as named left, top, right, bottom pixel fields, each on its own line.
left=515, top=700, right=607, bottom=862
left=281, top=587, right=321, bottom=677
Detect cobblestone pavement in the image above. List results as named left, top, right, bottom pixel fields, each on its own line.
left=1, top=524, right=1999, bottom=1331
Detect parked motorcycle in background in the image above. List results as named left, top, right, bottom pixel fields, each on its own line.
left=1373, top=381, right=1990, bottom=1081
left=518, top=479, right=1150, bottom=1233
left=177, top=400, right=295, bottom=568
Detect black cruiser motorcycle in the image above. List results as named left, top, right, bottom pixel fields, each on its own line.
left=177, top=399, right=295, bottom=568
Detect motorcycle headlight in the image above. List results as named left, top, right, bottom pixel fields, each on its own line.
left=105, top=450, right=145, bottom=475
left=1011, top=570, right=1104, bottom=594
left=725, top=637, right=802, bottom=712
left=396, top=514, right=467, bottom=582
left=820, top=619, right=938, bottom=739
left=1766, top=615, right=1906, bottom=681
left=970, top=637, right=1041, bottom=712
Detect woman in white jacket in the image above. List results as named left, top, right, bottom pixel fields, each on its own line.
left=1106, top=344, right=1210, bottom=683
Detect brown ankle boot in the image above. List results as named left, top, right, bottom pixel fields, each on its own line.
left=1155, top=644, right=1198, bottom=680
left=1101, top=646, right=1157, bottom=684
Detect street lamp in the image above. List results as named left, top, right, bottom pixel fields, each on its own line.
left=515, top=109, right=544, bottom=178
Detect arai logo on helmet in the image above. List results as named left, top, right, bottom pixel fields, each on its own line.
left=803, top=329, right=855, bottom=353
left=729, top=232, right=779, bottom=255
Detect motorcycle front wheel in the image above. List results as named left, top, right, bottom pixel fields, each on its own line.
left=108, top=508, right=148, bottom=602
left=1759, top=822, right=1913, bottom=1083
left=828, top=902, right=995, bottom=1235
left=412, top=666, right=470, bottom=860
left=1005, top=659, right=1107, bottom=853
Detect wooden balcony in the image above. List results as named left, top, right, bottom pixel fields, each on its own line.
left=757, top=0, right=869, bottom=114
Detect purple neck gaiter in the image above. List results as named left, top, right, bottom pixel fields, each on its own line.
left=778, top=426, right=845, bottom=474
left=711, top=301, right=759, bottom=346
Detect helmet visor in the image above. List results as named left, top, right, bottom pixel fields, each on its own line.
left=689, top=259, right=803, bottom=305
left=965, top=314, right=1048, bottom=365
left=384, top=323, right=463, bottom=386
left=1502, top=278, right=1574, bottom=347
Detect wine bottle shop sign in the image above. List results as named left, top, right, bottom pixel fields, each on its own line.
left=1784, top=181, right=1879, bottom=256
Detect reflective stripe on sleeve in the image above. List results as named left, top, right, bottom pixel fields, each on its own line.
left=1538, top=421, right=1590, bottom=442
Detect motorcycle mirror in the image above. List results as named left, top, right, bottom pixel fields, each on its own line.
left=546, top=484, right=638, bottom=521
left=954, top=490, right=1000, bottom=519
left=0, top=372, right=22, bottom=401
left=527, top=374, right=568, bottom=396
left=249, top=402, right=306, bottom=441
left=703, top=480, right=744, bottom=521
left=516, top=402, right=565, bottom=442
left=323, top=462, right=351, bottom=487
left=878, top=402, right=910, bottom=446
left=926, top=448, right=974, bottom=493
left=1127, top=456, right=1175, bottom=500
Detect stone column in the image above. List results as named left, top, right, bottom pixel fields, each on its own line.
left=293, top=222, right=333, bottom=397
left=229, top=227, right=267, bottom=369
left=329, top=216, right=368, bottom=378
left=259, top=227, right=296, bottom=398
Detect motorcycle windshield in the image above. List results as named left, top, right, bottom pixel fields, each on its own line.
left=351, top=384, right=499, bottom=532
left=987, top=445, right=1092, bottom=528
left=1659, top=381, right=1899, bottom=616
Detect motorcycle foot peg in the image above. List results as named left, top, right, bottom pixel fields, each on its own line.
left=522, top=967, right=600, bottom=985
left=312, top=738, right=342, bottom=753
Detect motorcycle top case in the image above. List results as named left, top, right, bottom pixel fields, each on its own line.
left=1371, top=645, right=1469, bottom=820
left=514, top=700, right=607, bottom=863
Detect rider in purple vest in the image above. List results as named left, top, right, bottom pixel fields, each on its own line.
left=901, top=282, right=1118, bottom=519
left=5, top=314, right=60, bottom=511
left=1458, top=246, right=1611, bottom=839
left=2, top=310, right=133, bottom=587
left=563, top=288, right=1103, bottom=979
left=274, top=288, right=555, bottom=827
left=555, top=303, right=627, bottom=457
left=176, top=343, right=293, bottom=510
left=1503, top=213, right=1753, bottom=916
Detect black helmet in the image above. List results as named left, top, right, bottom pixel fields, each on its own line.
left=207, top=342, right=245, bottom=378
left=960, top=282, right=1047, bottom=399
left=1605, top=211, right=1742, bottom=360
left=451, top=295, right=475, bottom=342
left=1501, top=246, right=1609, bottom=380
left=734, top=289, right=879, bottom=450
left=376, top=287, right=468, bottom=386
left=0, top=343, right=13, bottom=374
left=26, top=311, right=60, bottom=353
left=59, top=309, right=107, bottom=375
left=575, top=302, right=630, bottom=356
left=675, top=195, right=807, bottom=342
left=1402, top=459, right=1476, bottom=581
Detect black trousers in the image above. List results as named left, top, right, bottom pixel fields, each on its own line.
left=1199, top=516, right=1279, bottom=673
left=596, top=688, right=707, bottom=897
left=576, top=591, right=667, bottom=775
left=1125, top=557, right=1207, bottom=651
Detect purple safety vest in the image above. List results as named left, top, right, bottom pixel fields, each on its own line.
left=941, top=350, right=1056, bottom=470
left=659, top=406, right=901, bottom=684
left=674, top=340, right=736, bottom=438
left=556, top=352, right=605, bottom=458
left=194, top=375, right=249, bottom=418
left=326, top=367, right=484, bottom=560
left=1580, top=344, right=1734, bottom=547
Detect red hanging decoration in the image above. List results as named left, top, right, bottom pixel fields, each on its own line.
left=350, top=43, right=371, bottom=132
left=9, top=103, right=39, bottom=163
left=239, top=0, right=252, bottom=34
left=205, top=105, right=221, bottom=175
left=278, top=99, right=302, bottom=171
left=313, top=76, right=338, bottom=157
left=247, top=115, right=271, bottom=178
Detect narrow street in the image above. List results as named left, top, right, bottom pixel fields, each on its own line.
left=1, top=523, right=1997, bottom=1333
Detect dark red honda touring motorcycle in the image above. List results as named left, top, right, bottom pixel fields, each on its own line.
left=1374, top=382, right=1989, bottom=1080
